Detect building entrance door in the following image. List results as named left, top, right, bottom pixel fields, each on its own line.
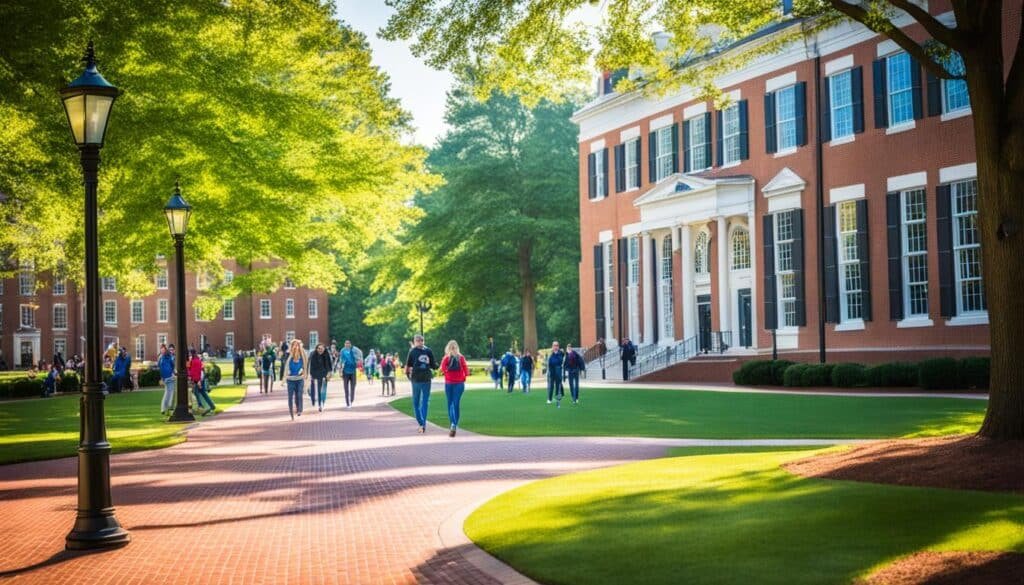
left=738, top=288, right=752, bottom=348
left=20, top=340, right=34, bottom=368
left=697, top=294, right=712, bottom=353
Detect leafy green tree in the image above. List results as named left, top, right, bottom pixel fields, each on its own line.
left=384, top=0, right=1024, bottom=439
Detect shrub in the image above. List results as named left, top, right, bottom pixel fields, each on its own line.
left=800, top=363, right=834, bottom=387
left=770, top=360, right=794, bottom=385
left=831, top=363, right=867, bottom=388
left=917, top=358, right=960, bottom=390
left=783, top=364, right=810, bottom=387
left=204, top=363, right=222, bottom=386
left=58, top=372, right=81, bottom=393
left=866, top=362, right=919, bottom=387
left=957, top=357, right=990, bottom=390
left=0, top=378, right=45, bottom=399
left=733, top=360, right=793, bottom=386
left=138, top=368, right=162, bottom=388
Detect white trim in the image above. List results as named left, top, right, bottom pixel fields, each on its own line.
left=829, top=183, right=865, bottom=204
left=896, top=317, right=934, bottom=329
left=946, top=313, right=989, bottom=327
left=762, top=168, right=806, bottom=213
left=619, top=126, right=640, bottom=142
left=824, top=54, right=854, bottom=76
left=775, top=327, right=799, bottom=350
left=885, top=120, right=916, bottom=135
left=650, top=113, right=674, bottom=130
left=723, top=89, right=741, bottom=103
left=940, top=107, right=972, bottom=122
left=621, top=222, right=644, bottom=237
left=589, top=139, right=606, bottom=153
left=765, top=71, right=797, bottom=93
left=876, top=38, right=900, bottom=57
left=767, top=193, right=802, bottom=213
left=938, top=162, right=977, bottom=184
left=773, top=147, right=798, bottom=158
left=598, top=230, right=613, bottom=243
left=682, top=102, right=707, bottom=119
left=887, top=171, right=927, bottom=192
left=828, top=134, right=855, bottom=147
left=833, top=319, right=865, bottom=332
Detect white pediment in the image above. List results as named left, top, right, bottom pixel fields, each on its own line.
left=634, top=173, right=752, bottom=208
left=761, top=167, right=806, bottom=197
left=631, top=173, right=755, bottom=230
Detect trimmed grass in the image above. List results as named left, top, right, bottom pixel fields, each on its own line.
left=0, top=385, right=247, bottom=465
left=391, top=387, right=985, bottom=439
left=465, top=447, right=1024, bottom=585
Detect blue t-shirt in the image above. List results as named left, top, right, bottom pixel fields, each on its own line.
left=287, top=356, right=304, bottom=378
left=340, top=348, right=357, bottom=374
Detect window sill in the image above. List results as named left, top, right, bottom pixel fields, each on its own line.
left=695, top=274, right=711, bottom=285
left=625, top=186, right=640, bottom=193
left=52, top=327, right=68, bottom=331
left=259, top=316, right=272, bottom=320
left=946, top=313, right=988, bottom=327
left=834, top=320, right=865, bottom=332
left=224, top=318, right=235, bottom=322
left=896, top=317, right=933, bottom=328
left=773, top=147, right=798, bottom=158
left=885, top=120, right=916, bottom=135
left=829, top=135, right=855, bottom=147
left=588, top=195, right=607, bottom=203
left=730, top=266, right=752, bottom=273
left=941, top=108, right=971, bottom=122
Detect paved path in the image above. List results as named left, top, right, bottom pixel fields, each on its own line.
left=0, top=381, right=859, bottom=585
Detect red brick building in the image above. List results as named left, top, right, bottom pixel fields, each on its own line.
left=574, top=3, right=1016, bottom=374
left=0, top=261, right=328, bottom=368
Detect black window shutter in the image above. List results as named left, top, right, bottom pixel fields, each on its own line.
left=602, top=149, right=610, bottom=198
left=739, top=99, right=750, bottom=160
left=856, top=198, right=872, bottom=321
left=823, top=205, right=839, bottom=323
left=633, top=139, right=642, bottom=187
left=926, top=73, right=942, bottom=117
left=587, top=153, right=596, bottom=199
left=911, top=58, right=924, bottom=119
left=936, top=184, right=956, bottom=317
left=702, top=112, right=713, bottom=168
left=794, top=82, right=807, bottom=146
left=670, top=123, right=680, bottom=174
left=614, top=144, right=625, bottom=193
left=648, top=131, right=657, bottom=183
left=852, top=66, right=865, bottom=134
left=682, top=120, right=692, bottom=173
left=594, top=245, right=605, bottom=337
left=617, top=237, right=628, bottom=340
left=650, top=237, right=659, bottom=344
left=762, top=214, right=777, bottom=330
left=886, top=192, right=904, bottom=320
left=821, top=75, right=832, bottom=143
left=764, top=92, right=777, bottom=154
left=792, top=209, right=807, bottom=327
left=715, top=109, right=724, bottom=166
left=873, top=58, right=888, bottom=128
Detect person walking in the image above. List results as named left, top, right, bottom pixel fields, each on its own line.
left=188, top=349, right=216, bottom=415
left=308, top=342, right=332, bottom=411
left=111, top=347, right=130, bottom=393
left=619, top=337, right=637, bottom=381
left=278, top=344, right=288, bottom=383
left=380, top=352, right=397, bottom=396
left=564, top=343, right=586, bottom=404
left=501, top=349, right=517, bottom=393
left=364, top=349, right=378, bottom=385
left=489, top=358, right=501, bottom=390
left=546, top=341, right=566, bottom=407
left=232, top=350, right=245, bottom=385
left=519, top=350, right=534, bottom=392
left=339, top=340, right=359, bottom=408
left=404, top=334, right=437, bottom=434
left=440, top=340, right=469, bottom=437
left=260, top=346, right=276, bottom=393
left=285, top=340, right=308, bottom=420
left=158, top=344, right=176, bottom=415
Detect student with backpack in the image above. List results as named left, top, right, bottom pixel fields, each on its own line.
left=546, top=341, right=566, bottom=408
left=500, top=350, right=517, bottom=393
left=519, top=350, right=534, bottom=393
left=440, top=340, right=469, bottom=437
left=380, top=352, right=397, bottom=396
left=339, top=340, right=359, bottom=408
left=260, top=347, right=276, bottom=393
left=308, top=342, right=332, bottom=411
left=564, top=343, right=586, bottom=404
left=404, top=334, right=437, bottom=434
left=285, top=339, right=308, bottom=420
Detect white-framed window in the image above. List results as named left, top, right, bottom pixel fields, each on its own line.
left=624, top=138, right=639, bottom=189
left=223, top=270, right=234, bottom=284
left=223, top=299, right=235, bottom=320
left=53, top=304, right=68, bottom=330
left=103, top=300, right=117, bottom=325
left=687, top=116, right=708, bottom=171
left=829, top=69, right=854, bottom=139
left=284, top=278, right=296, bottom=289
left=655, top=126, right=674, bottom=180
left=155, top=268, right=168, bottom=289
left=102, top=277, right=117, bottom=292
left=309, top=330, right=319, bottom=348
left=627, top=236, right=640, bottom=340
left=836, top=201, right=863, bottom=321
left=951, top=179, right=985, bottom=314
left=196, top=272, right=213, bottom=291
left=285, top=298, right=295, bottom=318
left=887, top=52, right=914, bottom=126
left=20, top=305, right=34, bottom=328
left=157, top=333, right=168, bottom=349
left=660, top=236, right=674, bottom=339
left=19, top=271, right=35, bottom=296
left=901, top=188, right=929, bottom=317
left=775, top=212, right=798, bottom=328
left=627, top=237, right=640, bottom=286
left=594, top=148, right=606, bottom=198
left=225, top=332, right=235, bottom=350
left=694, top=231, right=710, bottom=275
left=775, top=85, right=797, bottom=151
left=731, top=228, right=751, bottom=270
left=260, top=299, right=272, bottom=319
left=131, top=300, right=144, bottom=323
left=54, top=337, right=67, bottom=358
left=722, top=105, right=742, bottom=164
left=943, top=53, right=970, bottom=114
left=285, top=330, right=295, bottom=342
left=157, top=299, right=169, bottom=323
left=308, top=298, right=318, bottom=318
left=52, top=277, right=66, bottom=296
left=194, top=306, right=207, bottom=322
left=605, top=241, right=615, bottom=340
left=135, top=335, right=145, bottom=361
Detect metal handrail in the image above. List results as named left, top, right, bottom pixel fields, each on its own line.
left=629, top=335, right=699, bottom=378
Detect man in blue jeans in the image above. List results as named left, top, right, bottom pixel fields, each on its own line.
left=339, top=340, right=359, bottom=408
left=564, top=343, right=586, bottom=404
left=404, top=334, right=437, bottom=433
left=546, top=341, right=566, bottom=408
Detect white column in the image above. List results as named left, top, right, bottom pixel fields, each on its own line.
left=747, top=211, right=758, bottom=349
left=641, top=233, right=655, bottom=345
left=680, top=224, right=695, bottom=340
left=716, top=216, right=730, bottom=338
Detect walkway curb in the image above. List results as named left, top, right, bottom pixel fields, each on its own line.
left=438, top=492, right=541, bottom=585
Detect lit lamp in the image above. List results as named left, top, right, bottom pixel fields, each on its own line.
left=60, top=41, right=130, bottom=551
left=164, top=181, right=195, bottom=423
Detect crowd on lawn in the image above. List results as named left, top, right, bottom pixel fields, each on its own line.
left=33, top=341, right=137, bottom=398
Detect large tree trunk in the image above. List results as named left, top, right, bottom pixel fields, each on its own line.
left=518, top=241, right=538, bottom=352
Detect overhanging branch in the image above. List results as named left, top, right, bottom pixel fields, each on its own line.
left=885, top=0, right=964, bottom=50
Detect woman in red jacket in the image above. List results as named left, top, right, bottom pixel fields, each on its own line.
left=439, top=340, right=469, bottom=437
left=188, top=349, right=216, bottom=415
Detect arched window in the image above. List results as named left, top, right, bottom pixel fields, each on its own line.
left=731, top=228, right=751, bottom=270
left=694, top=231, right=710, bottom=274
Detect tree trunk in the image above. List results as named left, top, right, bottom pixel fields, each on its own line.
left=518, top=241, right=538, bottom=352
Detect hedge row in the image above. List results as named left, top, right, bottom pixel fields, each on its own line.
left=733, top=357, right=990, bottom=390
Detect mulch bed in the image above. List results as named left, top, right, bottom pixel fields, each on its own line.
left=783, top=435, right=1024, bottom=493
left=859, top=551, right=1024, bottom=585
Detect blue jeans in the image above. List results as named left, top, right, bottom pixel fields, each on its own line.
left=567, top=370, right=580, bottom=401
left=193, top=381, right=215, bottom=411
left=547, top=370, right=563, bottom=402
left=520, top=370, right=532, bottom=392
left=309, top=376, right=327, bottom=407
left=161, top=377, right=175, bottom=412
left=287, top=379, right=304, bottom=416
left=411, top=381, right=431, bottom=427
left=445, top=382, right=465, bottom=428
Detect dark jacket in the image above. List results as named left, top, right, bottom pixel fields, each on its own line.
left=309, top=349, right=333, bottom=378
left=405, top=346, right=437, bottom=382
left=565, top=350, right=586, bottom=372
left=620, top=341, right=637, bottom=364
left=520, top=355, right=534, bottom=373
left=547, top=350, right=566, bottom=377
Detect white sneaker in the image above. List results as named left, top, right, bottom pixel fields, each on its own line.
left=546, top=400, right=552, bottom=404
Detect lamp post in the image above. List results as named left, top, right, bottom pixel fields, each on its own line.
left=415, top=300, right=432, bottom=336
left=59, top=41, right=130, bottom=550
left=165, top=181, right=195, bottom=423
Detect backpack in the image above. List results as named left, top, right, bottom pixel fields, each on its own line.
left=447, top=354, right=462, bottom=372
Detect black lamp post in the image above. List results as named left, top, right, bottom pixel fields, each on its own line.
left=165, top=181, right=195, bottom=423
left=60, top=41, right=130, bottom=551
left=416, top=300, right=432, bottom=336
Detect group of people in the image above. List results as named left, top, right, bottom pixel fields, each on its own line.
left=486, top=341, right=588, bottom=407
left=157, top=343, right=217, bottom=416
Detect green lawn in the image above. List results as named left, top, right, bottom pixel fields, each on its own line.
left=0, top=385, right=247, bottom=465
left=466, top=447, right=1024, bottom=585
left=391, top=388, right=985, bottom=439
